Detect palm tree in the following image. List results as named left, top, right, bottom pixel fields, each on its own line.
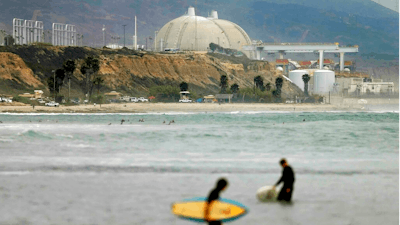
left=254, top=76, right=265, bottom=91
left=220, top=75, right=228, bottom=93
left=274, top=77, right=283, bottom=99
left=62, top=60, right=76, bottom=102
left=230, top=83, right=239, bottom=94
left=80, top=56, right=100, bottom=99
left=93, top=76, right=104, bottom=95
left=179, top=82, right=188, bottom=91
left=302, top=74, right=311, bottom=96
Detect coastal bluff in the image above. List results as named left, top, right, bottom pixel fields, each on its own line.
left=0, top=46, right=303, bottom=98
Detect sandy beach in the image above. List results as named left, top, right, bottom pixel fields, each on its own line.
left=0, top=102, right=369, bottom=113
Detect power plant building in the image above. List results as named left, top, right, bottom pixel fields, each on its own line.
left=156, top=7, right=253, bottom=58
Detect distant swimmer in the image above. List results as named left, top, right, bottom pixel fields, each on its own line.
left=172, top=120, right=175, bottom=123
left=108, top=123, right=112, bottom=125
left=163, top=121, right=166, bottom=124
left=303, top=119, right=305, bottom=122
left=139, top=118, right=144, bottom=122
left=121, top=119, right=125, bottom=125
left=205, top=178, right=229, bottom=225
left=273, top=158, right=295, bottom=202
left=0, top=121, right=2, bottom=123
left=283, top=122, right=284, bottom=124
left=39, top=120, right=42, bottom=122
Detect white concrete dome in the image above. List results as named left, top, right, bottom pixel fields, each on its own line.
left=156, top=7, right=253, bottom=57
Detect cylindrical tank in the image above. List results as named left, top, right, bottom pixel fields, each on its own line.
left=211, top=10, right=218, bottom=19
left=289, top=70, right=307, bottom=91
left=313, top=70, right=335, bottom=94
left=188, top=7, right=195, bottom=16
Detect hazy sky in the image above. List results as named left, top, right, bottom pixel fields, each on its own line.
left=371, top=0, right=399, bottom=12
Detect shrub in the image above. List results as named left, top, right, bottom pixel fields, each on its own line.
left=91, top=95, right=105, bottom=104
left=12, top=95, right=31, bottom=104
left=149, top=85, right=180, bottom=102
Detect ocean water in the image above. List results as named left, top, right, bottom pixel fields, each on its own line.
left=0, top=111, right=398, bottom=225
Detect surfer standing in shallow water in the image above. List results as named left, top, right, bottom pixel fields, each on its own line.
left=205, top=178, right=228, bottom=225
left=273, top=158, right=295, bottom=202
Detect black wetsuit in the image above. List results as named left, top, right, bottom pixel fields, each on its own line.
left=206, top=189, right=222, bottom=225
left=275, top=165, right=295, bottom=202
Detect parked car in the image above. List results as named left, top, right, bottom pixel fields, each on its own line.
left=45, top=101, right=59, bottom=107
left=120, top=96, right=131, bottom=102
left=37, top=98, right=46, bottom=104
left=138, top=97, right=148, bottom=102
left=179, top=99, right=192, bottom=103
left=1, top=98, right=12, bottom=103
left=130, top=97, right=139, bottom=102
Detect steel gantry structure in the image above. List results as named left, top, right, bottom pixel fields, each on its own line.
left=242, top=43, right=358, bottom=71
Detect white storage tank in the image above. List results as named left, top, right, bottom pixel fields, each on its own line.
left=289, top=70, right=307, bottom=91
left=313, top=70, right=335, bottom=94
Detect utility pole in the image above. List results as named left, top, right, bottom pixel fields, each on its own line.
left=122, top=24, right=127, bottom=48
left=102, top=25, right=106, bottom=47
left=134, top=16, right=137, bottom=50
left=52, top=70, right=55, bottom=101
left=155, top=31, right=158, bottom=51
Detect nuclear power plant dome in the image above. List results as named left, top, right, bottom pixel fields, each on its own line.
left=156, top=7, right=253, bottom=57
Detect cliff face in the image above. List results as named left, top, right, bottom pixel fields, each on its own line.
left=0, top=46, right=304, bottom=98
left=0, top=52, right=45, bottom=94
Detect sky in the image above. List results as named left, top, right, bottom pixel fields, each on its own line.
left=371, top=0, right=399, bottom=12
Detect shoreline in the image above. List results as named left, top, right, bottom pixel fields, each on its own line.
left=0, top=102, right=397, bottom=114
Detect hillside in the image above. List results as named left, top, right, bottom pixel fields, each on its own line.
left=0, top=0, right=398, bottom=57
left=0, top=46, right=303, bottom=99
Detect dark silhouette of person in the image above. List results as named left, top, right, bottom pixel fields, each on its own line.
left=273, top=158, right=295, bottom=202
left=205, top=178, right=228, bottom=225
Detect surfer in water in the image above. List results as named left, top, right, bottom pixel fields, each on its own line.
left=205, top=178, right=228, bottom=225
left=273, top=158, right=295, bottom=202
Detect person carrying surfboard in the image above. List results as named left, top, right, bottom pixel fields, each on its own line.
left=205, top=178, right=228, bottom=225
left=273, top=158, right=295, bottom=202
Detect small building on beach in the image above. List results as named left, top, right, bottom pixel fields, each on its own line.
left=203, top=95, right=217, bottom=103
left=215, top=94, right=233, bottom=103
left=104, top=91, right=122, bottom=100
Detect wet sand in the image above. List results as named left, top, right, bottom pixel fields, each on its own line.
left=0, top=102, right=366, bottom=113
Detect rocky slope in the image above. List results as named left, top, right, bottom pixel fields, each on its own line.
left=0, top=46, right=303, bottom=99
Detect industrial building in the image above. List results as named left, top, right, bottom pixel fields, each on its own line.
left=155, top=7, right=253, bottom=58
left=288, top=69, right=394, bottom=96
left=243, top=43, right=358, bottom=72
left=336, top=77, right=394, bottom=95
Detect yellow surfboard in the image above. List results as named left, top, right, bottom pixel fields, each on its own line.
left=171, top=197, right=248, bottom=223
